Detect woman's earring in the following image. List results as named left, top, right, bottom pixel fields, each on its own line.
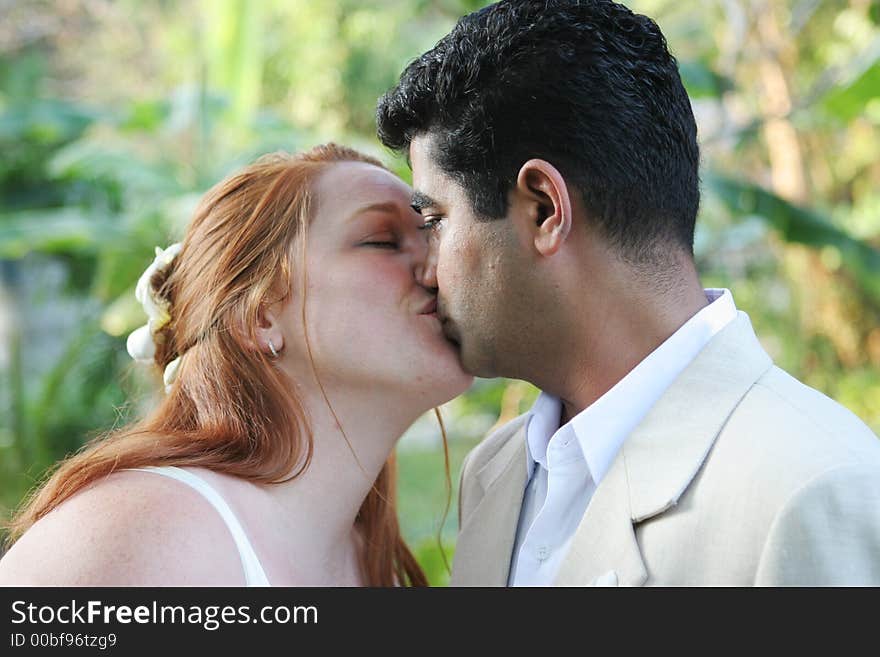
left=268, top=339, right=279, bottom=358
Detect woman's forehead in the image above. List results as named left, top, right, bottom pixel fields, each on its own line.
left=307, top=163, right=414, bottom=240
left=316, top=161, right=410, bottom=210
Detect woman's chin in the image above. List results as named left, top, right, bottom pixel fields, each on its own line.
left=434, top=341, right=474, bottom=388
left=438, top=369, right=474, bottom=404
left=449, top=371, right=475, bottom=397
left=400, top=326, right=475, bottom=402
left=413, top=361, right=473, bottom=409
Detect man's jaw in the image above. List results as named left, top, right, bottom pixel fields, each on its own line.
left=437, top=308, right=463, bottom=352
left=440, top=318, right=460, bottom=347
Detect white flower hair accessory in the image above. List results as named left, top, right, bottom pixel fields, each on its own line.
left=125, top=243, right=184, bottom=393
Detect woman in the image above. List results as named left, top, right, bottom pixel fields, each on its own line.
left=0, top=144, right=472, bottom=586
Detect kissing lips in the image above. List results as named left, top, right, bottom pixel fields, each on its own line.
left=418, top=297, right=438, bottom=317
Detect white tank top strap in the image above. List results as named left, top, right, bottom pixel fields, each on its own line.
left=130, top=466, right=270, bottom=587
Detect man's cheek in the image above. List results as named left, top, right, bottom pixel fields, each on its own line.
left=443, top=231, right=480, bottom=283
left=436, top=243, right=460, bottom=287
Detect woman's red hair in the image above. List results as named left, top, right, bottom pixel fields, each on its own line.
left=6, top=144, right=427, bottom=586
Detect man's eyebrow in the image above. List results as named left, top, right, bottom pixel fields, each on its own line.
left=410, top=191, right=439, bottom=213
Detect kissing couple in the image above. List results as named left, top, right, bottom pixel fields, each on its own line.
left=3, top=0, right=879, bottom=587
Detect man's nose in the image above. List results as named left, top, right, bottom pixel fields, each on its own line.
left=414, top=240, right=439, bottom=289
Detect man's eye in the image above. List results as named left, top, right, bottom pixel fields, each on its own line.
left=417, top=216, right=444, bottom=232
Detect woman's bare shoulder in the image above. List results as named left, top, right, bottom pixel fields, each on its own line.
left=0, top=468, right=244, bottom=586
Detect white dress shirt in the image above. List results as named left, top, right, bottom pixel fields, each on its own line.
left=508, top=288, right=739, bottom=586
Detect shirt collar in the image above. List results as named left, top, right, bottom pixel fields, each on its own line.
left=525, top=391, right=562, bottom=473
left=524, top=288, right=738, bottom=483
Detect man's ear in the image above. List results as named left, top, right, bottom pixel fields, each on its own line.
left=514, top=159, right=573, bottom=256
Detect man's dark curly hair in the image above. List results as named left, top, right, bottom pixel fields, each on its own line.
left=376, top=0, right=700, bottom=266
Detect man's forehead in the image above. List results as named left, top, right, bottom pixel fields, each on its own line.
left=409, top=134, right=439, bottom=170
left=409, top=134, right=450, bottom=199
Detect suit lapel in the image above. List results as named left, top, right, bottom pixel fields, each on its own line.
left=554, top=453, right=647, bottom=586
left=450, top=424, right=528, bottom=586
left=555, top=312, right=774, bottom=585
left=622, top=312, right=773, bottom=522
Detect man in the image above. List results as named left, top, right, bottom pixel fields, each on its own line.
left=377, top=0, right=880, bottom=585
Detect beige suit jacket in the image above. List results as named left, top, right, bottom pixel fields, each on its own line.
left=450, top=313, right=880, bottom=586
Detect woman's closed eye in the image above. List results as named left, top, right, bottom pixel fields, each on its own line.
left=361, top=236, right=399, bottom=249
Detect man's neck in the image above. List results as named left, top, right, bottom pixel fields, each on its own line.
left=542, top=271, right=709, bottom=425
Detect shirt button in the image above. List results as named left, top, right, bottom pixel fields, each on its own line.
left=536, top=546, right=550, bottom=561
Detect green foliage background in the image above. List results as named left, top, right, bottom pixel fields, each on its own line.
left=1, top=0, right=879, bottom=585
